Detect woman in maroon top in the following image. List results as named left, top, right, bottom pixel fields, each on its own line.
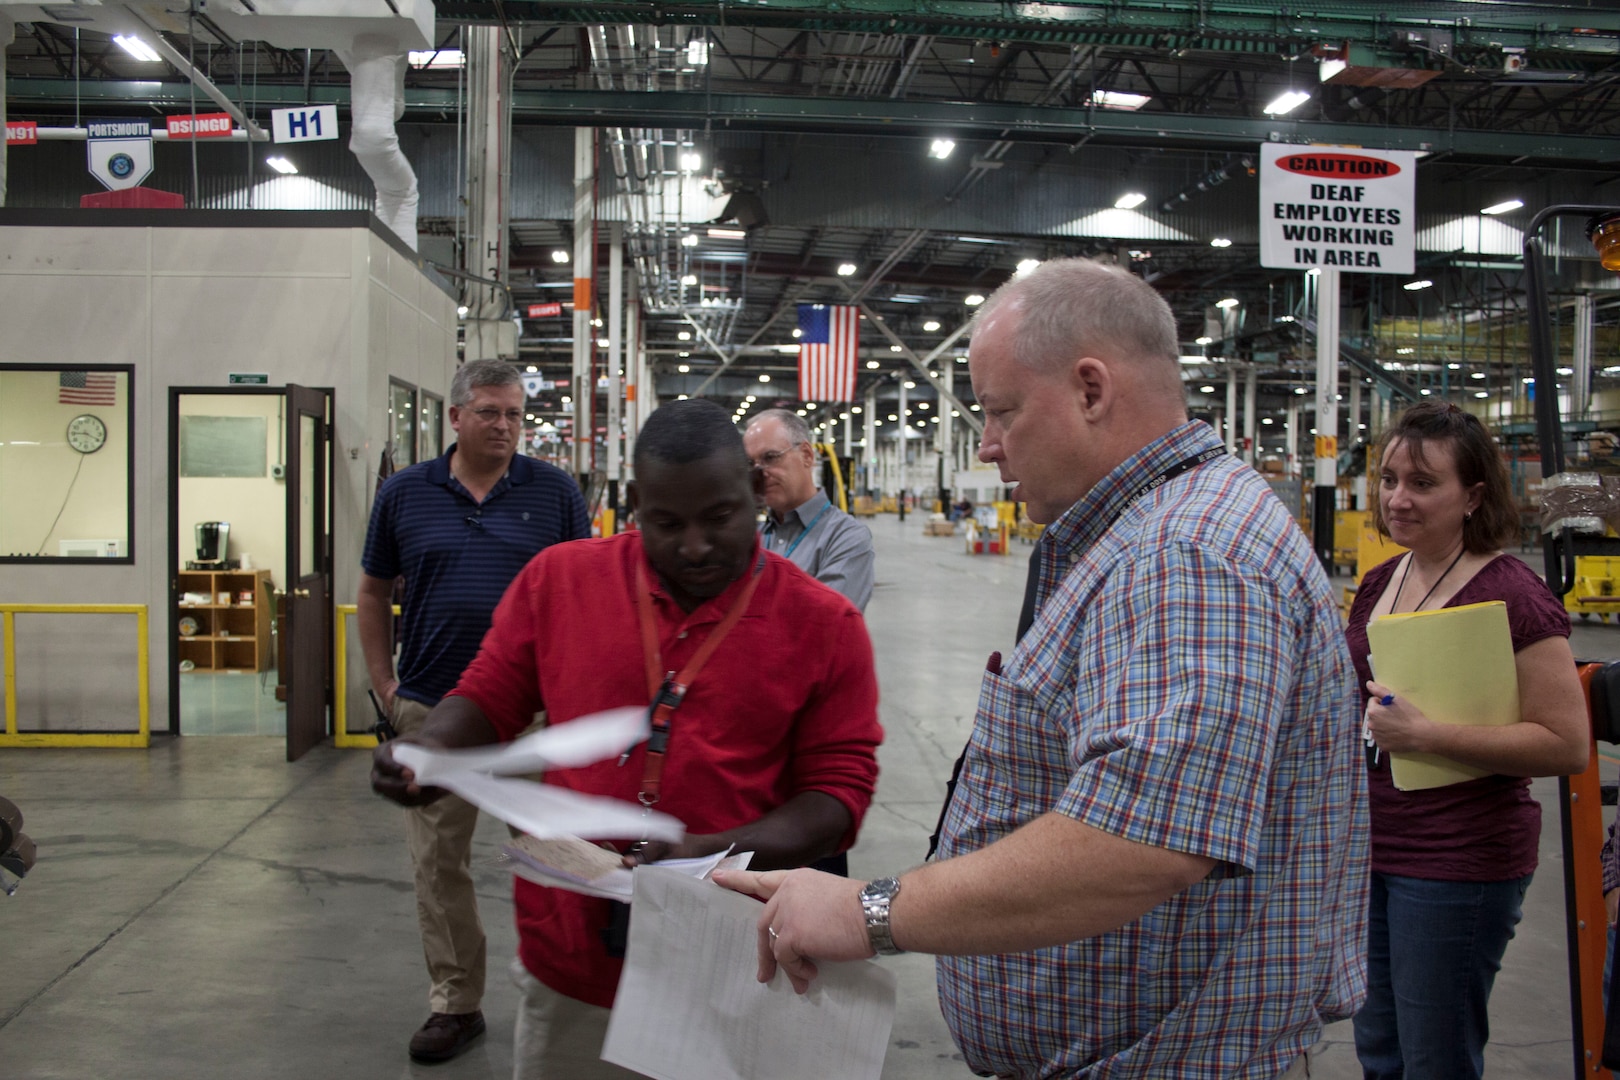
left=1347, top=402, right=1588, bottom=1080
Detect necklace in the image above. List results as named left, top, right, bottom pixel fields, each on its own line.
left=1389, top=546, right=1466, bottom=614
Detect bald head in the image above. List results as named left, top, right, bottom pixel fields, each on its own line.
left=972, top=257, right=1184, bottom=403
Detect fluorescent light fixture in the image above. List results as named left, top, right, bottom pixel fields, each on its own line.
left=677, top=364, right=690, bottom=373
left=929, top=139, right=956, bottom=160
left=265, top=156, right=298, bottom=175
left=597, top=338, right=609, bottom=348
left=1403, top=279, right=1433, bottom=291
left=1471, top=371, right=1486, bottom=379
left=1015, top=258, right=1041, bottom=277
left=791, top=328, right=802, bottom=339
left=837, top=263, right=858, bottom=276
left=1091, top=89, right=1151, bottom=111
left=707, top=227, right=746, bottom=239
left=1195, top=335, right=1214, bottom=346
left=1558, top=366, right=1574, bottom=375
left=1448, top=362, right=1461, bottom=369
left=1262, top=417, right=1274, bottom=425
left=1210, top=238, right=1233, bottom=248
left=746, top=394, right=756, bottom=402
left=903, top=380, right=916, bottom=389
left=526, top=365, right=537, bottom=373
left=957, top=236, right=998, bottom=244
left=1215, top=298, right=1239, bottom=309
left=681, top=233, right=698, bottom=247
left=890, top=344, right=903, bottom=353
left=1277, top=314, right=1297, bottom=323
left=1481, top=199, right=1524, bottom=216
left=970, top=404, right=981, bottom=412
left=1264, top=90, right=1311, bottom=115
left=1474, top=391, right=1488, bottom=398
left=1294, top=387, right=1308, bottom=395
left=687, top=39, right=709, bottom=66
left=758, top=374, right=771, bottom=383
left=1114, top=192, right=1148, bottom=210
left=677, top=331, right=691, bottom=341
left=114, top=35, right=162, bottom=63
left=408, top=49, right=465, bottom=69
left=1522, top=377, right=1535, bottom=385
left=677, top=394, right=689, bottom=400
left=1396, top=347, right=1415, bottom=355
left=1306, top=267, right=1320, bottom=277
left=923, top=320, right=941, bottom=332
left=866, top=360, right=880, bottom=369
left=1420, top=388, right=1432, bottom=396
left=775, top=345, right=801, bottom=353
left=456, top=305, right=469, bottom=318
left=964, top=294, right=985, bottom=307
left=1179, top=356, right=1212, bottom=365
left=680, top=152, right=702, bottom=171
left=1200, top=385, right=1216, bottom=394
left=551, top=249, right=570, bottom=263
left=680, top=274, right=697, bottom=285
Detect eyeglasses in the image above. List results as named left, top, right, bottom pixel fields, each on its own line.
left=750, top=445, right=801, bottom=470
left=468, top=408, right=524, bottom=425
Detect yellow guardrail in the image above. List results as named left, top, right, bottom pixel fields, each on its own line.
left=333, top=602, right=400, bottom=749
left=0, top=603, right=150, bottom=747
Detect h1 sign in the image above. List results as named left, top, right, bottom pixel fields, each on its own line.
left=271, top=105, right=339, bottom=144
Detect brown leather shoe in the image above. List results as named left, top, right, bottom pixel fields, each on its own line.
left=408, top=1011, right=486, bottom=1063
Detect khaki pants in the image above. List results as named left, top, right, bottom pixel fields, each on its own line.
left=395, top=697, right=486, bottom=1014
left=509, top=958, right=645, bottom=1080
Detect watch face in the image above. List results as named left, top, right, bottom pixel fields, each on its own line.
left=66, top=414, right=107, bottom=454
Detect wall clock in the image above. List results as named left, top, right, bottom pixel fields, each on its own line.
left=66, top=414, right=107, bottom=454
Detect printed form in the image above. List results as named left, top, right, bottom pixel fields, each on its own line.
left=603, top=867, right=896, bottom=1080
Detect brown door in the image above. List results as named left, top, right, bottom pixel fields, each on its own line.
left=284, top=384, right=333, bottom=761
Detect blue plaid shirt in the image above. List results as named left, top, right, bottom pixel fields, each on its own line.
left=936, top=421, right=1367, bottom=1079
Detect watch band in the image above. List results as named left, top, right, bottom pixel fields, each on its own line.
left=860, top=876, right=904, bottom=956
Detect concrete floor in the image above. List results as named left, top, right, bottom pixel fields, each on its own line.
left=2, top=516, right=1616, bottom=1079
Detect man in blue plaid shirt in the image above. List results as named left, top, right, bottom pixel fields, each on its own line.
left=719, top=258, right=1367, bottom=1079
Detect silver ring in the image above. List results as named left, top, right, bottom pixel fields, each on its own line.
left=768, top=927, right=779, bottom=943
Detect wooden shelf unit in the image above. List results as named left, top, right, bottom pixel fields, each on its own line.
left=176, top=569, right=273, bottom=673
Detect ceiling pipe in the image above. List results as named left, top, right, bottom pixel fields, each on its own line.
left=336, top=35, right=419, bottom=249
left=1157, top=153, right=1256, bottom=214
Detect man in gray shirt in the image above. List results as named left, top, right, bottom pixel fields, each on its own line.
left=744, top=409, right=875, bottom=611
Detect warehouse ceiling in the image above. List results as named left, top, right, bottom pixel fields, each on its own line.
left=6, top=0, right=1620, bottom=451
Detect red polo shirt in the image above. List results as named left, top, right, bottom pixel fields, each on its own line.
left=448, top=531, right=882, bottom=1007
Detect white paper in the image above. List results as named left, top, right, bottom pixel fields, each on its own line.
left=390, top=707, right=682, bottom=844
left=504, top=845, right=752, bottom=901
left=602, top=868, right=896, bottom=1080
left=416, top=769, right=684, bottom=843
left=391, top=705, right=647, bottom=781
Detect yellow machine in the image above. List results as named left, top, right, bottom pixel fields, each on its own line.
left=1564, top=556, right=1620, bottom=622
left=812, top=443, right=849, bottom=513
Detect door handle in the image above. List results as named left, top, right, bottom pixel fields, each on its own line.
left=292, top=588, right=312, bottom=598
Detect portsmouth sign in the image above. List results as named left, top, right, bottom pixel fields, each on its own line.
left=1259, top=144, right=1415, bottom=275
left=86, top=118, right=154, bottom=191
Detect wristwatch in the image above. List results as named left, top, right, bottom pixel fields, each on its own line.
left=860, top=876, right=905, bottom=956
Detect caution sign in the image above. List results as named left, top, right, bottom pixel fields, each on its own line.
left=1259, top=145, right=1415, bottom=275
left=86, top=118, right=154, bottom=191
left=1315, top=435, right=1339, bottom=459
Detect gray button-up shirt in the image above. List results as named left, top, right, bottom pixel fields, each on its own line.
left=760, top=489, right=875, bottom=611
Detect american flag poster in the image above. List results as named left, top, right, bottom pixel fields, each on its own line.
left=797, top=304, right=858, bottom=403
left=59, top=370, right=118, bottom=406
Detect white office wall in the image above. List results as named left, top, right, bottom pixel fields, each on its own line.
left=0, top=218, right=457, bottom=733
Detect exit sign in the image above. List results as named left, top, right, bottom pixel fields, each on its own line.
left=229, top=372, right=269, bottom=385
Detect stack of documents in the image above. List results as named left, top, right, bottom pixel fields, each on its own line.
left=499, top=834, right=748, bottom=900
left=1366, top=600, right=1520, bottom=791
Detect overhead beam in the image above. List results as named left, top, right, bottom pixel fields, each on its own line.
left=10, top=80, right=1617, bottom=164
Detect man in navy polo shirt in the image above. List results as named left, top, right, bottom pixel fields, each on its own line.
left=360, top=358, right=589, bottom=1064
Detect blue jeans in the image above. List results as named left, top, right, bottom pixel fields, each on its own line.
left=1353, top=871, right=1532, bottom=1080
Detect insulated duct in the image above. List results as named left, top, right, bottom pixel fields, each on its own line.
left=337, top=35, right=418, bottom=249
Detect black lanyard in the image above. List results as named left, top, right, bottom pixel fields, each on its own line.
left=925, top=446, right=1227, bottom=860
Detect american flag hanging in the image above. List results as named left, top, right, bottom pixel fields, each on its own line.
left=59, top=371, right=118, bottom=406
left=797, top=304, right=859, bottom=403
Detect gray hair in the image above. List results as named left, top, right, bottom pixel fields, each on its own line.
left=450, top=359, right=521, bottom=406
left=970, top=258, right=1180, bottom=392
left=748, top=408, right=813, bottom=447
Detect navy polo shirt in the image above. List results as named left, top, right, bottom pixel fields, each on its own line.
left=361, top=444, right=589, bottom=705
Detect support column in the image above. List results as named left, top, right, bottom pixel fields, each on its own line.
left=935, top=363, right=954, bottom=508
left=1574, top=293, right=1594, bottom=421
left=624, top=293, right=642, bottom=479
left=1285, top=403, right=1300, bottom=485
left=606, top=222, right=624, bottom=523
left=863, top=388, right=877, bottom=496
left=571, top=127, right=596, bottom=483
left=1348, top=375, right=1364, bottom=508
left=462, top=26, right=511, bottom=361
left=1243, top=364, right=1258, bottom=466
left=897, top=379, right=909, bottom=519
left=1224, top=369, right=1237, bottom=454
left=1312, top=267, right=1341, bottom=568
left=1, top=19, right=13, bottom=208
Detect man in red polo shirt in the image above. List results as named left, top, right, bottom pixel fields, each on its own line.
left=371, top=398, right=882, bottom=1079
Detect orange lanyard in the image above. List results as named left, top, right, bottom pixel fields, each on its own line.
left=631, top=553, right=764, bottom=806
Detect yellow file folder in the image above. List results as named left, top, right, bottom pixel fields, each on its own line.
left=1366, top=600, right=1520, bottom=791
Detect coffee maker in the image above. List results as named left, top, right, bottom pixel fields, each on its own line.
left=189, top=521, right=235, bottom=570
